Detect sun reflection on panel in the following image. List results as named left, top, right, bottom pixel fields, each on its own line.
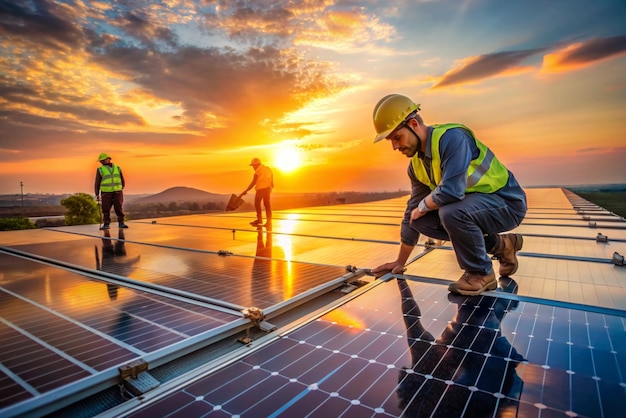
left=141, top=254, right=190, bottom=277
left=275, top=219, right=298, bottom=262
left=275, top=234, right=293, bottom=262
left=45, top=271, right=52, bottom=304
left=274, top=234, right=293, bottom=299
left=272, top=219, right=299, bottom=299
left=323, top=309, right=366, bottom=329
left=60, top=280, right=126, bottom=310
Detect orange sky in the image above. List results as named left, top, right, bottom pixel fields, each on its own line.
left=1, top=1, right=625, bottom=195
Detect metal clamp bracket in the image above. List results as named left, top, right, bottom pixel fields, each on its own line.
left=596, top=233, right=608, bottom=243
left=119, top=359, right=160, bottom=396
left=242, top=307, right=276, bottom=333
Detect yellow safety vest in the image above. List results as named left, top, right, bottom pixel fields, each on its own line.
left=98, top=164, right=123, bottom=192
left=411, top=123, right=509, bottom=193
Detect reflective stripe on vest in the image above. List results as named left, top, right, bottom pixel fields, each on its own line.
left=99, top=164, right=123, bottom=192
left=411, top=123, right=509, bottom=193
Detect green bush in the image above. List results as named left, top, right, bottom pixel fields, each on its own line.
left=0, top=217, right=36, bottom=231
left=61, top=193, right=100, bottom=225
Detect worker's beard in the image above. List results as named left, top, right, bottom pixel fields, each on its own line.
left=398, top=128, right=422, bottom=158
left=398, top=143, right=418, bottom=158
left=408, top=130, right=424, bottom=159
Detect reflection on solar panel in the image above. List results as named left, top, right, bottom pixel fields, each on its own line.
left=1, top=187, right=625, bottom=417
left=126, top=279, right=625, bottom=417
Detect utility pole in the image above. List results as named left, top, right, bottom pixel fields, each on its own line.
left=20, top=181, right=24, bottom=211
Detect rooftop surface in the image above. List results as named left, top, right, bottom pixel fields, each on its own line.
left=1, top=188, right=625, bottom=417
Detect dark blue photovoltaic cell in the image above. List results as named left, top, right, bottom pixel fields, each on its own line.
left=0, top=290, right=139, bottom=370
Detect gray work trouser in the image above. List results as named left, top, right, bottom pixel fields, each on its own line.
left=410, top=193, right=526, bottom=274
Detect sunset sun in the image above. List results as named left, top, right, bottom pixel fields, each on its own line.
left=274, top=147, right=302, bottom=173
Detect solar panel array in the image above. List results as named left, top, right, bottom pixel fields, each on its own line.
left=127, top=278, right=625, bottom=418
left=1, top=187, right=625, bottom=417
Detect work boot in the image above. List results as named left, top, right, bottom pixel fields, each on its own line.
left=250, top=220, right=262, bottom=227
left=100, top=223, right=110, bottom=230
left=490, top=233, right=523, bottom=276
left=448, top=270, right=497, bottom=296
left=118, top=222, right=129, bottom=229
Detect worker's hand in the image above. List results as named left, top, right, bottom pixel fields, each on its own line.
left=95, top=194, right=100, bottom=202
left=240, top=191, right=247, bottom=196
left=371, top=261, right=406, bottom=277
left=409, top=207, right=427, bottom=222
left=392, top=264, right=407, bottom=274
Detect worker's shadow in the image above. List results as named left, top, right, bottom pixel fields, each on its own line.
left=95, top=229, right=140, bottom=300
left=395, top=277, right=524, bottom=417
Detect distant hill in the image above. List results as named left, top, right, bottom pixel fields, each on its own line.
left=131, top=186, right=229, bottom=204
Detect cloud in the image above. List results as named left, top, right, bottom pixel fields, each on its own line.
left=293, top=9, right=396, bottom=52
left=576, top=146, right=626, bottom=155
left=0, top=0, right=84, bottom=50
left=0, top=0, right=348, bottom=160
left=90, top=43, right=345, bottom=128
left=432, top=35, right=626, bottom=89
left=203, top=2, right=295, bottom=41
left=116, top=11, right=178, bottom=47
left=432, top=49, right=542, bottom=89
left=541, top=35, right=626, bottom=73
left=0, top=0, right=403, bottom=164
left=202, top=1, right=396, bottom=53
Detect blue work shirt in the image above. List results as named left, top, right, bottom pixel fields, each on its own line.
left=401, top=126, right=527, bottom=246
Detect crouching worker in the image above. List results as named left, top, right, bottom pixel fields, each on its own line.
left=370, top=94, right=527, bottom=295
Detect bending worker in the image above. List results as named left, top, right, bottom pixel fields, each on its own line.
left=371, top=94, right=527, bottom=295
left=95, top=152, right=128, bottom=230
left=240, top=157, right=274, bottom=227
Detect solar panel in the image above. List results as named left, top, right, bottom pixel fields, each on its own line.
left=5, top=230, right=350, bottom=309
left=0, top=252, right=242, bottom=411
left=121, top=278, right=626, bottom=418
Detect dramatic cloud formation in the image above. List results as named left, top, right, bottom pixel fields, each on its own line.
left=432, top=35, right=626, bottom=89
left=0, top=1, right=399, bottom=164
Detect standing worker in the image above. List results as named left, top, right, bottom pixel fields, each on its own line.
left=370, top=94, right=527, bottom=295
left=240, top=157, right=274, bottom=227
left=95, top=152, right=128, bottom=230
